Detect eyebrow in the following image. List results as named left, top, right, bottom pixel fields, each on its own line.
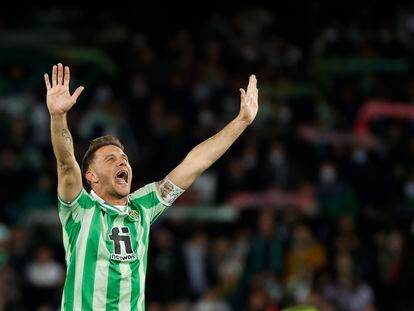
left=104, top=154, right=115, bottom=161
left=104, top=153, right=128, bottom=160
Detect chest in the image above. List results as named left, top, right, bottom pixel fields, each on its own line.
left=91, top=207, right=149, bottom=263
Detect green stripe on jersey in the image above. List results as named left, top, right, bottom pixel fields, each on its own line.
left=82, top=207, right=101, bottom=310
left=139, top=208, right=150, bottom=310
left=62, top=207, right=81, bottom=310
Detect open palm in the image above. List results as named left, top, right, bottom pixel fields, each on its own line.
left=239, top=74, right=259, bottom=125
left=44, top=63, right=84, bottom=116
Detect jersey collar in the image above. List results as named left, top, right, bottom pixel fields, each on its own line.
left=90, top=190, right=130, bottom=215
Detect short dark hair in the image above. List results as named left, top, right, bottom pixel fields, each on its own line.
left=81, top=135, right=124, bottom=173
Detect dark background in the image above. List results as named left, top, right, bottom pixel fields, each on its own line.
left=1, top=2, right=414, bottom=310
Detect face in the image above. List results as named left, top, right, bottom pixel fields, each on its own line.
left=86, top=145, right=133, bottom=199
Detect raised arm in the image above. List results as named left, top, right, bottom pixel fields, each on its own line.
left=44, top=63, right=84, bottom=202
left=166, top=74, right=259, bottom=190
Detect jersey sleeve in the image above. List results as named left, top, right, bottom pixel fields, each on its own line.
left=57, top=188, right=94, bottom=223
left=129, top=182, right=174, bottom=224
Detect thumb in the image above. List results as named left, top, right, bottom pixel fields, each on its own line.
left=240, top=88, right=246, bottom=100
left=71, top=86, right=84, bottom=102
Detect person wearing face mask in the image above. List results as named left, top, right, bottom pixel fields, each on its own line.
left=316, top=162, right=359, bottom=220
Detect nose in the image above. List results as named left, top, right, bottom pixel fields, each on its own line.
left=118, top=159, right=127, bottom=166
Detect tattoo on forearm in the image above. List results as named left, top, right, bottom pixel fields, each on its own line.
left=60, top=128, right=74, bottom=157
left=61, top=129, right=72, bottom=144
left=62, top=129, right=72, bottom=142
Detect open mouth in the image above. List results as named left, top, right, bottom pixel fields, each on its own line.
left=115, top=170, right=129, bottom=184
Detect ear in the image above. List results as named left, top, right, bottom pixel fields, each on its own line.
left=85, top=169, right=98, bottom=184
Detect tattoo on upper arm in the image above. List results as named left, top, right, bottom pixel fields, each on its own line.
left=156, top=178, right=185, bottom=205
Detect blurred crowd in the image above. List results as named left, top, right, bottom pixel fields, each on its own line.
left=2, top=2, right=414, bottom=310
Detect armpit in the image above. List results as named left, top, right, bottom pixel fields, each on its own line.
left=156, top=177, right=185, bottom=206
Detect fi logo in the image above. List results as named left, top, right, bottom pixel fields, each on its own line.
left=109, top=227, right=137, bottom=261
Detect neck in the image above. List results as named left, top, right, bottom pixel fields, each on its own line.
left=92, top=189, right=128, bottom=205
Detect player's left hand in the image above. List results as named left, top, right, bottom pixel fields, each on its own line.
left=238, top=74, right=259, bottom=125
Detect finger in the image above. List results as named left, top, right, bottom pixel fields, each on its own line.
left=247, top=74, right=257, bottom=94
left=57, top=63, right=63, bottom=85
left=239, top=88, right=246, bottom=101
left=52, top=65, right=57, bottom=86
left=64, top=66, right=70, bottom=86
left=44, top=74, right=51, bottom=91
left=251, top=74, right=257, bottom=83
left=71, top=86, right=84, bottom=102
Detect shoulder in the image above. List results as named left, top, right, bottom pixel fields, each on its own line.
left=129, top=182, right=160, bottom=207
left=58, top=188, right=96, bottom=209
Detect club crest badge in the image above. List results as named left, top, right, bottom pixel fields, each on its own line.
left=128, top=210, right=140, bottom=221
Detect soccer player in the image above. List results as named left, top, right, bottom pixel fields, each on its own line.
left=44, top=63, right=258, bottom=310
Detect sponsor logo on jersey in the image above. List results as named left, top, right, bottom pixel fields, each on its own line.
left=110, top=253, right=138, bottom=261
left=109, top=227, right=137, bottom=261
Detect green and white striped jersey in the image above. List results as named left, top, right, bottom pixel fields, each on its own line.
left=58, top=182, right=169, bottom=311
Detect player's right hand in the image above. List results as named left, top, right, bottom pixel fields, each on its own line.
left=44, top=63, right=84, bottom=116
